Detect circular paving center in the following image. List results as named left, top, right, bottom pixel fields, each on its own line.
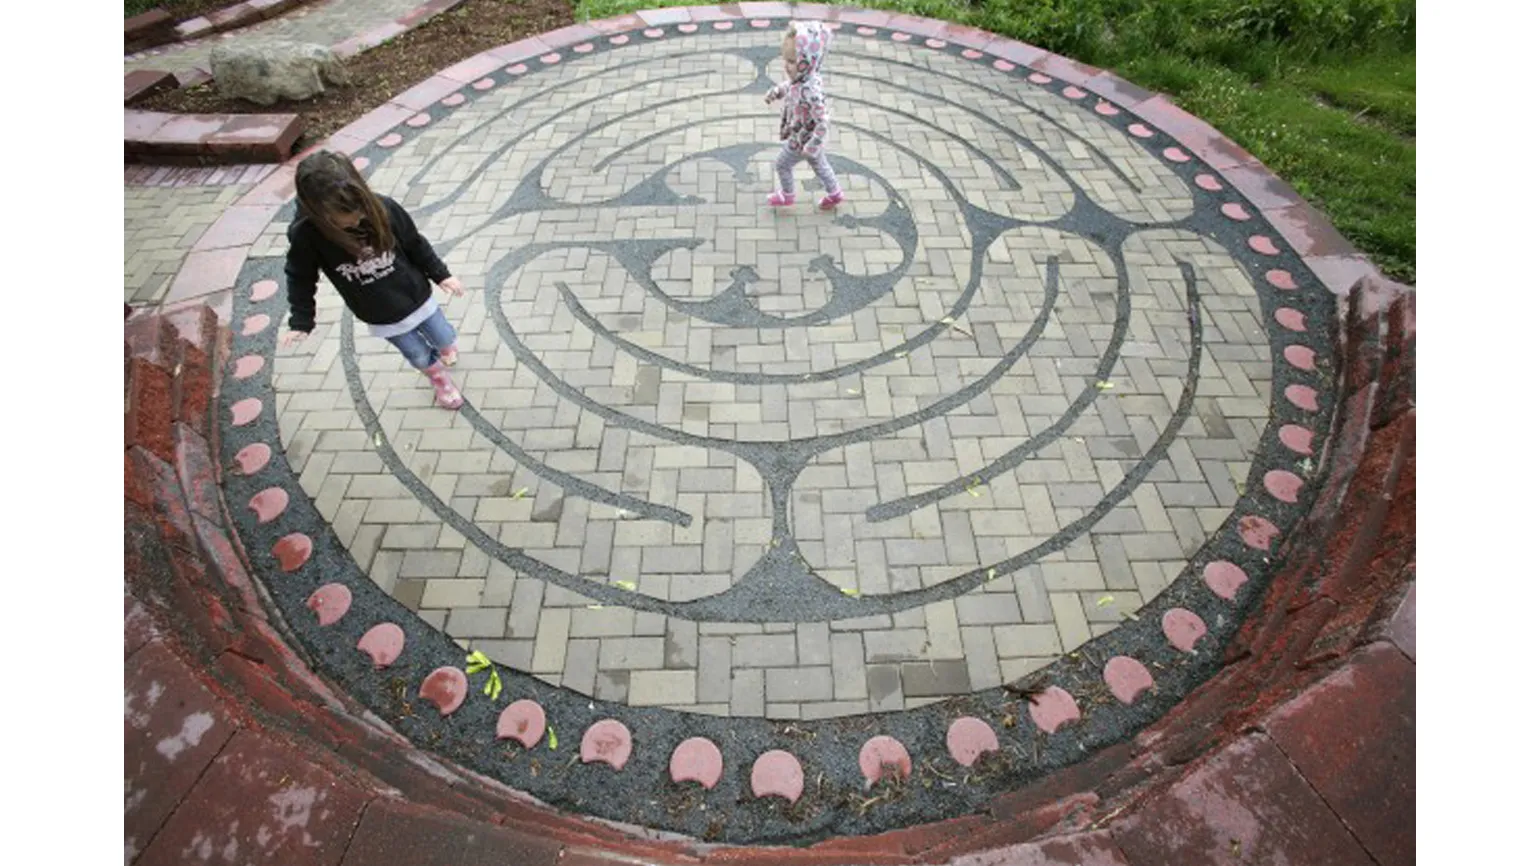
left=219, top=18, right=1338, bottom=843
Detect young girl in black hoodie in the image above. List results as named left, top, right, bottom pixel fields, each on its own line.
left=281, top=150, right=466, bottom=409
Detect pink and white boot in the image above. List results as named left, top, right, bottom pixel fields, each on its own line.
left=767, top=190, right=796, bottom=207
left=424, top=362, right=464, bottom=409
left=439, top=344, right=459, bottom=366
left=819, top=190, right=845, bottom=210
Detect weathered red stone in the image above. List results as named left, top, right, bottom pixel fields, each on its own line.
left=339, top=798, right=563, bottom=866
left=124, top=641, right=240, bottom=863
left=581, top=719, right=634, bottom=770
left=1111, top=734, right=1373, bottom=866
left=670, top=736, right=724, bottom=788
left=946, top=717, right=1000, bottom=767
left=1388, top=584, right=1415, bottom=660
left=948, top=829, right=1131, bottom=865
left=420, top=667, right=468, bottom=716
left=138, top=730, right=371, bottom=866
left=497, top=700, right=548, bottom=749
left=357, top=623, right=406, bottom=669
left=751, top=750, right=805, bottom=803
left=173, top=424, right=222, bottom=523
left=1238, top=515, right=1280, bottom=551
left=126, top=357, right=176, bottom=462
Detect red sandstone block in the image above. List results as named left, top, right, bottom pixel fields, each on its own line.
left=1111, top=734, right=1373, bottom=866
left=338, top=102, right=415, bottom=146
left=173, top=424, right=222, bottom=522
left=126, top=358, right=176, bottom=462
left=249, top=0, right=295, bottom=21
left=141, top=730, right=372, bottom=866
left=125, top=69, right=178, bottom=105
left=175, top=15, right=214, bottom=40
left=124, top=640, right=240, bottom=864
left=1263, top=202, right=1358, bottom=259
left=537, top=22, right=604, bottom=47
left=439, top=52, right=505, bottom=84
left=1082, top=72, right=1155, bottom=111
left=1264, top=643, right=1414, bottom=866
left=205, top=2, right=259, bottom=32
left=1387, top=584, right=1415, bottom=660
left=637, top=7, right=692, bottom=26
left=1028, top=52, right=1103, bottom=86
left=124, top=110, right=174, bottom=148
left=948, top=829, right=1131, bottom=866
left=125, top=8, right=173, bottom=38
left=588, top=13, right=648, bottom=34
left=397, top=0, right=462, bottom=27
left=389, top=74, right=462, bottom=112
left=340, top=798, right=564, bottom=866
left=147, top=112, right=228, bottom=156
left=207, top=113, right=304, bottom=163
left=125, top=590, right=162, bottom=657
left=192, top=514, right=267, bottom=620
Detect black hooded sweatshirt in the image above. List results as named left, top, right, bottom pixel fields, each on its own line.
left=284, top=195, right=452, bottom=333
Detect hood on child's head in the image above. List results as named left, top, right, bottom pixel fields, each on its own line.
left=788, top=21, right=832, bottom=82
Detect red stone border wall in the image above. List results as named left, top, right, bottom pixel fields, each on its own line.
left=126, top=7, right=1415, bottom=862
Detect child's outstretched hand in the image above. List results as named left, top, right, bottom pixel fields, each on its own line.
left=440, top=276, right=465, bottom=297
left=280, top=330, right=309, bottom=348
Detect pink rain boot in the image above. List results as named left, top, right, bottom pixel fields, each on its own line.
left=818, top=190, right=845, bottom=210
left=767, top=190, right=796, bottom=207
left=439, top=344, right=459, bottom=366
left=424, top=362, right=463, bottom=409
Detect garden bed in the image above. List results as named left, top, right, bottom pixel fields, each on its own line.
left=136, top=0, right=574, bottom=152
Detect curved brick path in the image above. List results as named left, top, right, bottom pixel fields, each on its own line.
left=126, top=5, right=1414, bottom=864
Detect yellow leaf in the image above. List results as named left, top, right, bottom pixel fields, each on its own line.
left=372, top=431, right=383, bottom=447
left=547, top=726, right=558, bottom=750
left=513, top=487, right=529, bottom=499
left=846, top=388, right=861, bottom=395
left=614, top=580, right=637, bottom=591
left=841, top=587, right=860, bottom=597
left=1096, top=595, right=1115, bottom=607
left=1096, top=380, right=1115, bottom=390
left=586, top=604, right=606, bottom=610
left=987, top=568, right=998, bottom=581
left=940, top=316, right=955, bottom=325
left=895, top=350, right=908, bottom=358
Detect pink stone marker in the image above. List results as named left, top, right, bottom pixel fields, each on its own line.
left=1095, top=101, right=1119, bottom=116
left=1264, top=469, right=1304, bottom=503
left=891, top=31, right=912, bottom=41
left=1221, top=202, right=1250, bottom=221
left=1249, top=235, right=1281, bottom=255
left=1203, top=561, right=1248, bottom=600
left=993, top=60, right=1015, bottom=71
left=1161, top=608, right=1207, bottom=652
left=1195, top=173, right=1222, bottom=191
left=751, top=19, right=771, bottom=29
left=609, top=34, right=629, bottom=44
left=1128, top=123, right=1154, bottom=138
left=644, top=28, right=663, bottom=38
left=1280, top=423, right=1315, bottom=455
left=1026, top=686, right=1080, bottom=734
left=677, top=23, right=697, bottom=33
left=1162, top=146, right=1190, bottom=162
left=241, top=314, right=270, bottom=336
left=506, top=63, right=528, bottom=74
left=357, top=623, right=405, bottom=669
left=352, top=157, right=370, bottom=171
left=271, top=533, right=311, bottom=572
left=541, top=52, right=562, bottom=63
left=857, top=26, right=877, bottom=36
left=233, top=442, right=271, bottom=475
left=305, top=583, right=352, bottom=626
left=670, top=737, right=723, bottom=788
left=1062, top=86, right=1086, bottom=99
left=574, top=41, right=596, bottom=51
left=1284, top=345, right=1316, bottom=371
left=1275, top=308, right=1308, bottom=332
left=472, top=77, right=495, bottom=90
left=925, top=38, right=946, bottom=48
left=1103, top=656, right=1154, bottom=704
left=1284, top=384, right=1319, bottom=412
left=858, top=736, right=912, bottom=786
left=419, top=667, right=468, bottom=716
left=712, top=21, right=733, bottom=31
left=751, top=750, right=805, bottom=803
left=406, top=113, right=432, bottom=127
left=1028, top=73, right=1052, bottom=84
left=377, top=132, right=403, bottom=147
left=497, top=700, right=547, bottom=749
left=441, top=93, right=466, bottom=106
left=232, top=355, right=265, bottom=380
left=962, top=49, right=983, bottom=59
left=1265, top=269, right=1297, bottom=290
left=581, top=719, right=634, bottom=770
left=1239, top=515, right=1280, bottom=551
left=250, top=279, right=278, bottom=301
left=230, top=398, right=262, bottom=426
left=946, top=717, right=1000, bottom=767
left=248, top=487, right=289, bottom=523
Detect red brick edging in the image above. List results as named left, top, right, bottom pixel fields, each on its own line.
left=127, top=7, right=1415, bottom=863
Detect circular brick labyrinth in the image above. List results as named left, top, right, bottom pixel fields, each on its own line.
left=218, top=16, right=1340, bottom=842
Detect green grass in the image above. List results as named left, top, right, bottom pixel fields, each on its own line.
left=575, top=0, right=1415, bottom=281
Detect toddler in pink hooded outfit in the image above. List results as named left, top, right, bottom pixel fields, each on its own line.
left=764, top=21, right=844, bottom=210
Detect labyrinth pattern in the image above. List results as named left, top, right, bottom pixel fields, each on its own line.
left=219, top=19, right=1339, bottom=840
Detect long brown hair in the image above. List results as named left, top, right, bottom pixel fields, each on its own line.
left=294, top=150, right=395, bottom=259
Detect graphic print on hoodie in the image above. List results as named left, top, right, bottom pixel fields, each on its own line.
left=767, top=22, right=834, bottom=158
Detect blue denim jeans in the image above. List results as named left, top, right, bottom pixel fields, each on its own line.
left=384, top=309, right=457, bottom=370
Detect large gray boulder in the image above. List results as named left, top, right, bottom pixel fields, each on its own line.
left=209, top=41, right=349, bottom=106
